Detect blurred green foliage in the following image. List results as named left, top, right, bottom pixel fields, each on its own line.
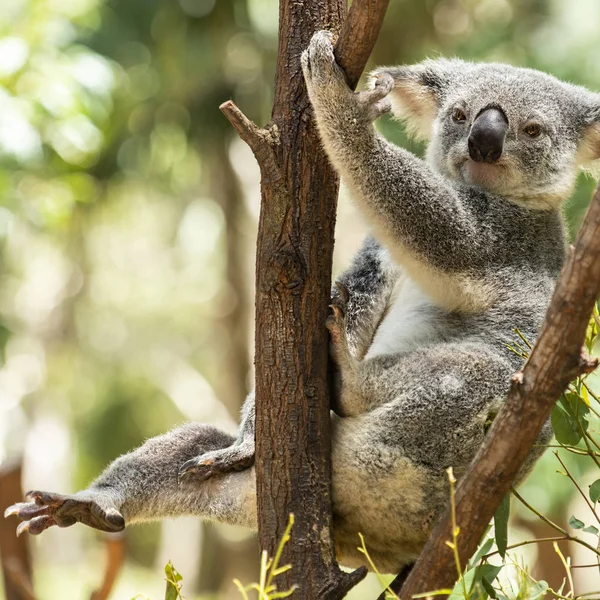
left=1, top=0, right=600, bottom=598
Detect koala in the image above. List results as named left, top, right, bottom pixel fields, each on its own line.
left=6, top=31, right=600, bottom=574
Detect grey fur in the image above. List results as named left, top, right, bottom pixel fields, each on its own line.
left=6, top=32, right=600, bottom=574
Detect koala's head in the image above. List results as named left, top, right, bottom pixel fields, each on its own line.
left=371, top=59, right=600, bottom=209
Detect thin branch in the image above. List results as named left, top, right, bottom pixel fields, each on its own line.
left=512, top=488, right=600, bottom=558
left=511, top=488, right=569, bottom=537
left=553, top=541, right=574, bottom=599
left=398, top=183, right=600, bottom=598
left=554, top=451, right=600, bottom=525
left=482, top=536, right=570, bottom=561
left=219, top=100, right=281, bottom=182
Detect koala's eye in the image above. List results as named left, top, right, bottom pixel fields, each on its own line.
left=452, top=108, right=467, bottom=123
left=523, top=123, right=542, bottom=138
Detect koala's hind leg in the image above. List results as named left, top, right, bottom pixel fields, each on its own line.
left=5, top=423, right=257, bottom=536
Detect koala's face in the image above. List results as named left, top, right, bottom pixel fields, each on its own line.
left=373, top=60, right=600, bottom=208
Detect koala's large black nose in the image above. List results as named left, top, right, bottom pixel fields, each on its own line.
left=468, top=108, right=508, bottom=163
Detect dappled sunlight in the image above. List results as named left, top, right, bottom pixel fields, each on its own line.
left=0, top=0, right=599, bottom=598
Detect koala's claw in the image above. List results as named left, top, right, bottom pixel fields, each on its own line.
left=331, top=281, right=350, bottom=311
left=358, top=73, right=394, bottom=120
left=301, top=30, right=346, bottom=87
left=179, top=444, right=255, bottom=483
left=4, top=490, right=124, bottom=536
left=328, top=281, right=350, bottom=327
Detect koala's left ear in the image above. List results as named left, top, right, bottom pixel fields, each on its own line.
left=577, top=95, right=600, bottom=165
left=369, top=58, right=467, bottom=141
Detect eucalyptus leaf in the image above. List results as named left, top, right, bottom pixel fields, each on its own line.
left=551, top=404, right=582, bottom=446
left=469, top=537, right=494, bottom=568
left=583, top=525, right=599, bottom=535
left=481, top=576, right=498, bottom=600
left=568, top=515, right=585, bottom=529
left=494, top=494, right=510, bottom=559
left=526, top=580, right=548, bottom=600
left=448, top=567, right=478, bottom=600
left=165, top=561, right=183, bottom=600
left=590, top=478, right=600, bottom=503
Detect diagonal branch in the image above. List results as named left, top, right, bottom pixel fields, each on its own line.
left=399, top=183, right=600, bottom=598
left=335, top=0, right=390, bottom=90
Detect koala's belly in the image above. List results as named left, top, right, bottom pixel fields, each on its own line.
left=365, top=275, right=444, bottom=359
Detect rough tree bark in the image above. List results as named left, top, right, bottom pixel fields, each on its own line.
left=397, top=184, right=600, bottom=598
left=220, top=0, right=388, bottom=598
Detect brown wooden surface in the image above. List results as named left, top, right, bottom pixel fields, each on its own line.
left=399, top=185, right=600, bottom=598
left=0, top=463, right=34, bottom=600
left=221, top=0, right=389, bottom=597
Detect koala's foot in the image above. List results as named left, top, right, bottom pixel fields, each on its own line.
left=178, top=442, right=255, bottom=483
left=301, top=31, right=392, bottom=122
left=4, top=489, right=124, bottom=536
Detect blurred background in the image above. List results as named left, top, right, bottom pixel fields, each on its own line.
left=0, top=0, right=599, bottom=598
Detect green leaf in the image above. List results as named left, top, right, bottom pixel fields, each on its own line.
left=525, top=580, right=548, bottom=600
left=474, top=564, right=503, bottom=600
left=448, top=567, right=478, bottom=599
left=590, top=479, right=600, bottom=503
left=481, top=564, right=502, bottom=583
left=165, top=561, right=183, bottom=600
left=583, top=525, right=600, bottom=535
left=494, top=494, right=510, bottom=559
left=481, top=576, right=498, bottom=599
left=469, top=537, right=494, bottom=568
left=551, top=404, right=582, bottom=446
left=568, top=515, right=585, bottom=529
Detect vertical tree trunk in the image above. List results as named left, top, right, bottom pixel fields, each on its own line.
left=220, top=1, right=388, bottom=597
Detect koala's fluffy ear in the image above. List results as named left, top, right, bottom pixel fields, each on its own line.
left=578, top=95, right=600, bottom=167
left=369, top=58, right=465, bottom=140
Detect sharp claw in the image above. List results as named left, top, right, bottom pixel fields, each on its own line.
left=25, top=490, right=45, bottom=504
left=335, top=281, right=350, bottom=303
left=4, top=504, right=20, bottom=518
left=178, top=459, right=199, bottom=479
left=16, top=521, right=30, bottom=537
left=4, top=502, right=49, bottom=520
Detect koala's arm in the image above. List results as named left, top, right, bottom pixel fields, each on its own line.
left=4, top=423, right=257, bottom=535
left=302, top=33, right=489, bottom=311
left=332, top=236, right=399, bottom=359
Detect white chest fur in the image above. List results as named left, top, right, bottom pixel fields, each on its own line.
left=365, top=274, right=442, bottom=359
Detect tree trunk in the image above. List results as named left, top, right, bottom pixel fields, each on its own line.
left=221, top=0, right=388, bottom=597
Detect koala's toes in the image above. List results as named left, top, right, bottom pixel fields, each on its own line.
left=358, top=73, right=394, bottom=121
left=179, top=445, right=255, bottom=483
left=301, top=30, right=340, bottom=84
left=371, top=72, right=394, bottom=98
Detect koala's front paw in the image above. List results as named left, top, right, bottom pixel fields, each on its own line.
left=301, top=31, right=392, bottom=124
left=4, top=489, right=124, bottom=536
left=301, top=31, right=349, bottom=99
left=178, top=442, right=255, bottom=483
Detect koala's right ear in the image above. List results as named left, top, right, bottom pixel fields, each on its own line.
left=369, top=58, right=466, bottom=141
